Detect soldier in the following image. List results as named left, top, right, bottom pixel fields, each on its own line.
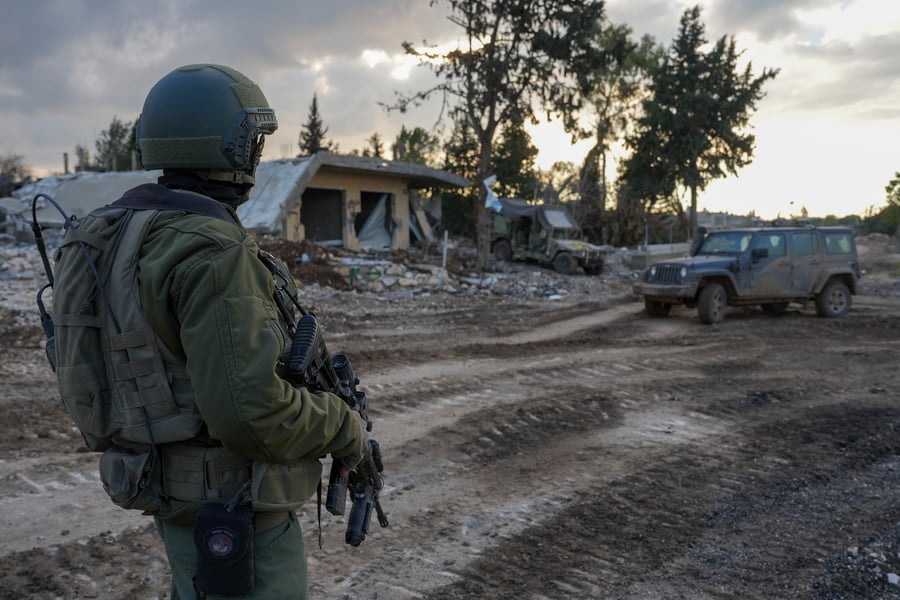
left=48, top=64, right=369, bottom=598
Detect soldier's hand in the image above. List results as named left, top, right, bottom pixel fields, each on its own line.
left=355, top=439, right=384, bottom=491
left=339, top=410, right=370, bottom=472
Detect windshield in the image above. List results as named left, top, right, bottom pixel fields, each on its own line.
left=552, top=228, right=581, bottom=240
left=543, top=209, right=577, bottom=229
left=697, top=231, right=752, bottom=254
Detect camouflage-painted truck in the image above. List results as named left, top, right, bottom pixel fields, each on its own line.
left=490, top=198, right=612, bottom=275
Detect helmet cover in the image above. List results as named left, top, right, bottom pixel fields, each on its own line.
left=137, top=64, right=278, bottom=176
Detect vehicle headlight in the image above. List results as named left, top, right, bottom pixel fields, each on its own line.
left=680, top=266, right=688, bottom=278
left=649, top=266, right=657, bottom=277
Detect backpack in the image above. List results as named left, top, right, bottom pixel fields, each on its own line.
left=41, top=185, right=236, bottom=451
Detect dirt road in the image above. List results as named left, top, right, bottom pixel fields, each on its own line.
left=1, top=255, right=899, bottom=599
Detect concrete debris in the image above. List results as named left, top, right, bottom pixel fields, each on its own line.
left=253, top=236, right=635, bottom=302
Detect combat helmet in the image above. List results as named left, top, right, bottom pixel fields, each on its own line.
left=136, top=64, right=278, bottom=187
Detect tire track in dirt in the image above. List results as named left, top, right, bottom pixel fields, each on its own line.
left=410, top=393, right=900, bottom=599
left=306, top=305, right=900, bottom=598
left=306, top=401, right=734, bottom=599
left=301, top=311, right=756, bottom=597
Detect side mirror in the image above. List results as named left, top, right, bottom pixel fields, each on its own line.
left=751, top=248, right=769, bottom=261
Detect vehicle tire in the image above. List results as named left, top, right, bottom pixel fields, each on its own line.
left=761, top=302, right=789, bottom=315
left=698, top=283, right=727, bottom=324
left=553, top=252, right=576, bottom=274
left=644, top=298, right=672, bottom=317
left=815, top=281, right=851, bottom=317
left=584, top=263, right=603, bottom=276
left=493, top=239, right=512, bottom=262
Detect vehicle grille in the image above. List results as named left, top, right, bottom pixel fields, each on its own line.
left=651, top=265, right=681, bottom=283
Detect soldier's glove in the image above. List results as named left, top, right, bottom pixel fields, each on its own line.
left=339, top=410, right=370, bottom=472
left=342, top=418, right=383, bottom=490
left=357, top=439, right=384, bottom=491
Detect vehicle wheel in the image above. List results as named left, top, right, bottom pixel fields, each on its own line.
left=815, top=281, right=851, bottom=317
left=644, top=298, right=672, bottom=317
left=553, top=252, right=576, bottom=274
left=698, top=283, right=727, bottom=324
left=761, top=302, right=789, bottom=315
left=584, top=263, right=603, bottom=276
left=493, top=240, right=512, bottom=262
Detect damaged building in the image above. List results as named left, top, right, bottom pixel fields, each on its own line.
left=17, top=151, right=469, bottom=249
left=242, top=152, right=468, bottom=249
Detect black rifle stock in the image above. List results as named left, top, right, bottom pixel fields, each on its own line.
left=287, top=313, right=388, bottom=546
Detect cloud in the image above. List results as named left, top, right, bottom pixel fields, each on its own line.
left=604, top=0, right=687, bottom=43
left=706, top=0, right=828, bottom=41
left=1, top=0, right=898, bottom=219
left=0, top=0, right=455, bottom=171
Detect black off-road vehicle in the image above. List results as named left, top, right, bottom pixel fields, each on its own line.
left=633, top=226, right=861, bottom=324
left=491, top=198, right=612, bottom=275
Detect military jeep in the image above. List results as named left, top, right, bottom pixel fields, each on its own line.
left=491, top=198, right=611, bottom=275
left=632, top=226, right=861, bottom=324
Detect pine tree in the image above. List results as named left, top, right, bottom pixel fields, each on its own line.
left=298, top=94, right=334, bottom=155
left=363, top=133, right=384, bottom=157
left=440, top=115, right=481, bottom=237
left=492, top=117, right=539, bottom=200
left=621, top=6, right=778, bottom=239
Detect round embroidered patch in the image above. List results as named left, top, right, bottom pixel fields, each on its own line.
left=206, top=527, right=236, bottom=557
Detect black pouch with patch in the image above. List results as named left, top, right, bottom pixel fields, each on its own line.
left=193, top=502, right=255, bottom=597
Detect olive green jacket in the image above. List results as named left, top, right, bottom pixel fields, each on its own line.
left=136, top=208, right=363, bottom=468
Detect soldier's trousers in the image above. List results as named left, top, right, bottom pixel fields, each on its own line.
left=154, top=511, right=308, bottom=599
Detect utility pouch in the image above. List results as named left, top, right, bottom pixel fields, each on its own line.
left=193, top=503, right=255, bottom=597
left=98, top=447, right=163, bottom=513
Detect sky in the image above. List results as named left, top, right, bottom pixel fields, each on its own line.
left=1, top=0, right=898, bottom=220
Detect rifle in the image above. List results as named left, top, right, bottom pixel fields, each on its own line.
left=286, top=313, right=389, bottom=546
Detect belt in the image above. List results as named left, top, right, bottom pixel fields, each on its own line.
left=255, top=510, right=291, bottom=533
left=161, top=443, right=252, bottom=500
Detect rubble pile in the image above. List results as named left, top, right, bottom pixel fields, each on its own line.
left=256, top=235, right=634, bottom=302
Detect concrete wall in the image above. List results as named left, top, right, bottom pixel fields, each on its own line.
left=302, top=170, right=411, bottom=250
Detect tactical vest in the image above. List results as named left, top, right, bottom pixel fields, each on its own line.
left=49, top=185, right=320, bottom=521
